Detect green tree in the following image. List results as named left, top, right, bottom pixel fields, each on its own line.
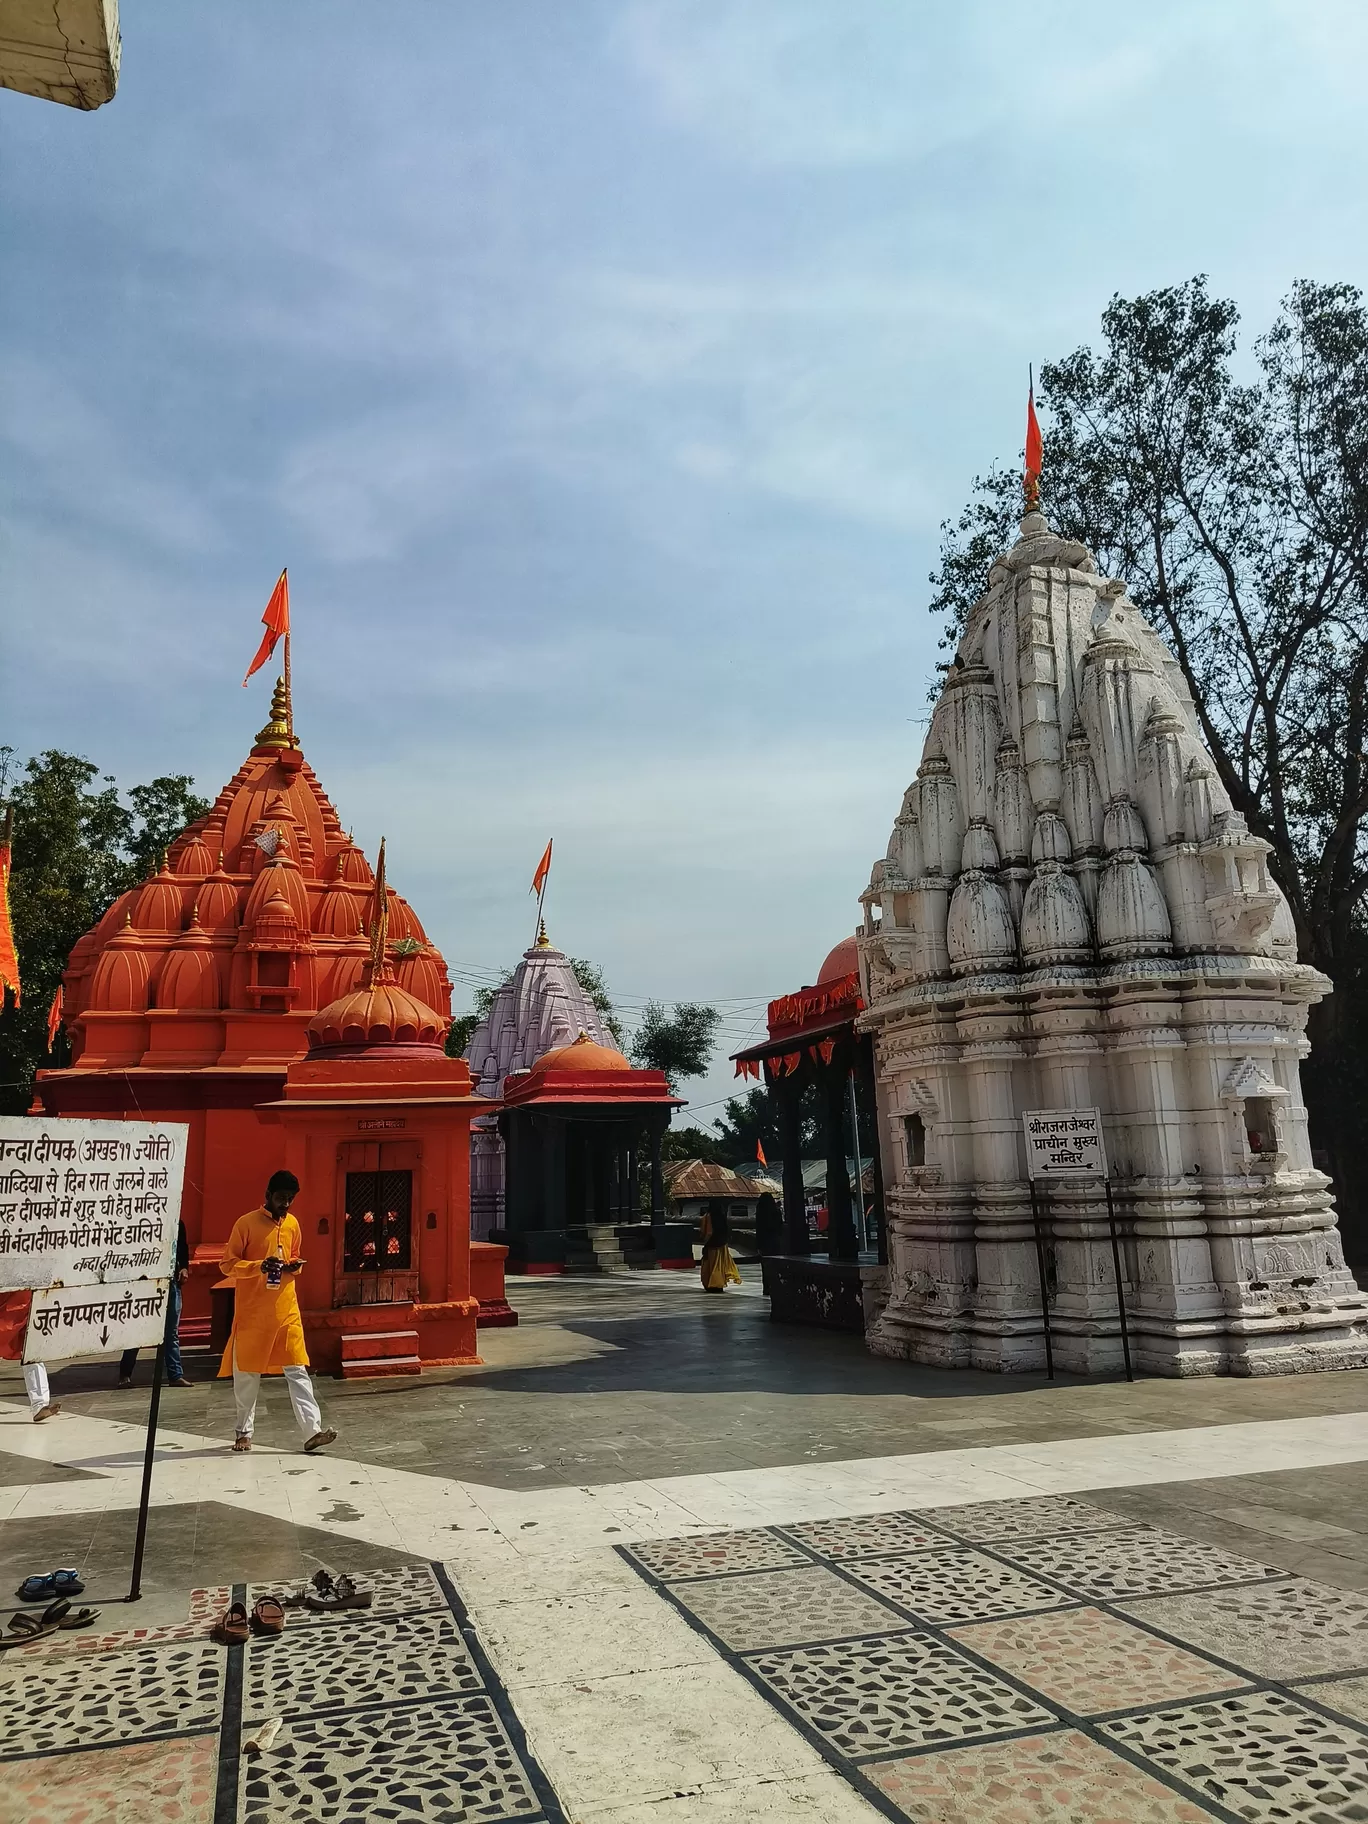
left=0, top=750, right=209, bottom=1113
left=660, top=1124, right=728, bottom=1166
left=708, top=1084, right=820, bottom=1170
left=930, top=277, right=1368, bottom=1256
left=630, top=999, right=720, bottom=1089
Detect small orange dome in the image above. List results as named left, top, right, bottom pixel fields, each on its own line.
left=193, top=864, right=240, bottom=934
left=531, top=1032, right=630, bottom=1074
left=314, top=884, right=364, bottom=939
left=307, top=979, right=446, bottom=1051
left=244, top=854, right=310, bottom=932
left=87, top=919, right=151, bottom=1012
left=330, top=843, right=374, bottom=884
left=170, top=836, right=216, bottom=877
left=387, top=893, right=427, bottom=943
left=156, top=919, right=222, bottom=1010
left=133, top=865, right=187, bottom=935
left=816, top=935, right=859, bottom=984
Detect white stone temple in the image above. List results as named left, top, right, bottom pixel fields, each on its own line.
left=463, top=933, right=616, bottom=1237
left=857, top=509, right=1368, bottom=1376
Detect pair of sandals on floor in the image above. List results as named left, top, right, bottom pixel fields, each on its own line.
left=233, top=1427, right=336, bottom=1454
left=6, top=1571, right=100, bottom=1647
left=213, top=1568, right=371, bottom=1643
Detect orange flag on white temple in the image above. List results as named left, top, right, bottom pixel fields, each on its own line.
left=1025, top=375, right=1043, bottom=508
left=531, top=839, right=553, bottom=898
left=242, top=570, right=290, bottom=686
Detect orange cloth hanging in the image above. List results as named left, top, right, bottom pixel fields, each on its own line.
left=0, top=836, right=20, bottom=1007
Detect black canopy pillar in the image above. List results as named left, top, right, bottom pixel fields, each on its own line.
left=823, top=1046, right=859, bottom=1262
left=776, top=1070, right=808, bottom=1254
left=855, top=1034, right=888, bottom=1265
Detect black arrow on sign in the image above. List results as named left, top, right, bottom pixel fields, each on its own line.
left=100, top=1326, right=109, bottom=1346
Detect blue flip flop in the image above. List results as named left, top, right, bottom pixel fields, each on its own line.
left=15, top=1569, right=84, bottom=1603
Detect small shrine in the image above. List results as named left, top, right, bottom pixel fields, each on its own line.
left=33, top=681, right=508, bottom=1373
left=496, top=1033, right=681, bottom=1273
left=858, top=508, right=1368, bottom=1376
left=464, top=930, right=617, bottom=1237
left=732, top=936, right=886, bottom=1332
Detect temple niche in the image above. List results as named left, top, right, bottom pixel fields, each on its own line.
left=858, top=509, right=1368, bottom=1377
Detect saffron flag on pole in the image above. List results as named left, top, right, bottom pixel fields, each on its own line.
left=756, top=1139, right=768, bottom=1168
left=1024, top=374, right=1043, bottom=511
left=46, top=984, right=62, bottom=1051
left=531, top=839, right=553, bottom=898
left=242, top=570, right=290, bottom=686
left=0, top=819, right=18, bottom=1007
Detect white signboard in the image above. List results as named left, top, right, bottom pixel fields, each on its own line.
left=23, top=1279, right=170, bottom=1364
left=1022, top=1108, right=1108, bottom=1180
left=0, top=1118, right=188, bottom=1291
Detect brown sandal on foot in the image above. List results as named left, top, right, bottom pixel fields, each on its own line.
left=232, top=1434, right=252, bottom=1453
left=212, top=1602, right=251, bottom=1645
left=250, top=1596, right=286, bottom=1636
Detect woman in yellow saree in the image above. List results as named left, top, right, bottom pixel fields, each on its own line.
left=699, top=1201, right=741, bottom=1293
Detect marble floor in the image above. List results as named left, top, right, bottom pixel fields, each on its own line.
left=0, top=1273, right=1366, bottom=1820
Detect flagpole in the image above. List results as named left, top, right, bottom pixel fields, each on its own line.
left=532, top=877, right=547, bottom=949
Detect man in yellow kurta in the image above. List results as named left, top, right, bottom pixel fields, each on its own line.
left=218, top=1170, right=336, bottom=1454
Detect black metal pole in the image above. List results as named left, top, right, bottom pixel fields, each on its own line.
left=1104, top=1177, right=1134, bottom=1383
left=1029, top=1180, right=1054, bottom=1381
left=126, top=1339, right=165, bottom=1602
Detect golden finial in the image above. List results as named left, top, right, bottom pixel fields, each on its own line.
left=535, top=917, right=551, bottom=948
left=363, top=838, right=393, bottom=984
left=255, top=676, right=294, bottom=750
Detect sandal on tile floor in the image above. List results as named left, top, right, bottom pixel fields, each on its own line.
left=302, top=1428, right=336, bottom=1454
left=304, top=1573, right=372, bottom=1611
left=232, top=1434, right=252, bottom=1452
left=16, top=1570, right=83, bottom=1603
left=1, top=1600, right=70, bottom=1647
left=251, top=1596, right=286, bottom=1636
left=58, top=1606, right=101, bottom=1630
left=212, top=1602, right=251, bottom=1645
left=32, top=1402, right=61, bottom=1422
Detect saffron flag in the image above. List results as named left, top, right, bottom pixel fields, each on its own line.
left=531, top=838, right=553, bottom=898
left=0, top=830, right=18, bottom=1008
left=46, top=983, right=62, bottom=1051
left=1025, top=378, right=1043, bottom=508
left=242, top=570, right=290, bottom=686
left=755, top=1139, right=768, bottom=1168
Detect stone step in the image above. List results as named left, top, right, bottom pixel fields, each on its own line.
left=340, top=1353, right=421, bottom=1379
left=341, top=1329, right=420, bottom=1362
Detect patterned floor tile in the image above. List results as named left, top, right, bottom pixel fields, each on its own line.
left=251, top=1563, right=443, bottom=1623
left=1121, top=1579, right=1368, bottom=1681
left=1298, top=1675, right=1368, bottom=1728
left=670, top=1564, right=906, bottom=1650
left=0, top=1640, right=223, bottom=1757
left=743, top=1629, right=1056, bottom=1758
left=949, top=1606, right=1250, bottom=1714
left=244, top=1607, right=482, bottom=1719
left=1, top=1732, right=218, bottom=1824
left=623, top=1529, right=807, bottom=1582
left=844, top=1546, right=1069, bottom=1625
left=865, top=1727, right=1220, bottom=1822
left=919, top=1497, right=1134, bottom=1544
left=239, top=1693, right=543, bottom=1822
left=782, top=1512, right=951, bottom=1560
left=14, top=1587, right=233, bottom=1662
left=999, top=1526, right=1285, bottom=1601
left=1101, top=1689, right=1368, bottom=1820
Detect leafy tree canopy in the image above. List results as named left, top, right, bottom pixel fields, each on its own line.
left=708, top=1084, right=820, bottom=1169
left=0, top=749, right=209, bottom=1112
left=630, top=999, right=721, bottom=1089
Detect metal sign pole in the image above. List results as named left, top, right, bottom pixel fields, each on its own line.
left=1103, top=1177, right=1134, bottom=1383
left=1028, top=1179, right=1054, bottom=1381
left=126, top=1341, right=166, bottom=1602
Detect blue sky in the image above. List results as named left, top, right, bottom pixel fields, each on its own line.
left=3, top=2, right=1366, bottom=1120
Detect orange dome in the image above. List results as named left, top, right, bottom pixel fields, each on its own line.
left=397, top=951, right=447, bottom=1014
left=133, top=864, right=188, bottom=934
left=88, top=919, right=151, bottom=1012
left=817, top=935, right=859, bottom=984
left=307, top=979, right=447, bottom=1051
left=314, top=884, right=364, bottom=939
left=244, top=854, right=310, bottom=932
left=155, top=919, right=222, bottom=1010
left=170, top=835, right=216, bottom=877
left=330, top=843, right=374, bottom=884
left=193, top=865, right=240, bottom=934
left=531, top=1032, right=630, bottom=1074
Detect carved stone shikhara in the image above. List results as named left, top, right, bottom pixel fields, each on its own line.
left=858, top=512, right=1367, bottom=1376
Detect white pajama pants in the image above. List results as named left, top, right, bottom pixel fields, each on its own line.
left=23, top=1363, right=49, bottom=1415
left=232, top=1364, right=322, bottom=1440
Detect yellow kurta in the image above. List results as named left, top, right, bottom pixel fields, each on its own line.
left=699, top=1211, right=742, bottom=1291
left=216, top=1209, right=309, bottom=1376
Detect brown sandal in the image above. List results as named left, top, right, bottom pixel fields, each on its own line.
left=251, top=1596, right=286, bottom=1636
left=232, top=1434, right=252, bottom=1453
left=212, top=1602, right=251, bottom=1645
